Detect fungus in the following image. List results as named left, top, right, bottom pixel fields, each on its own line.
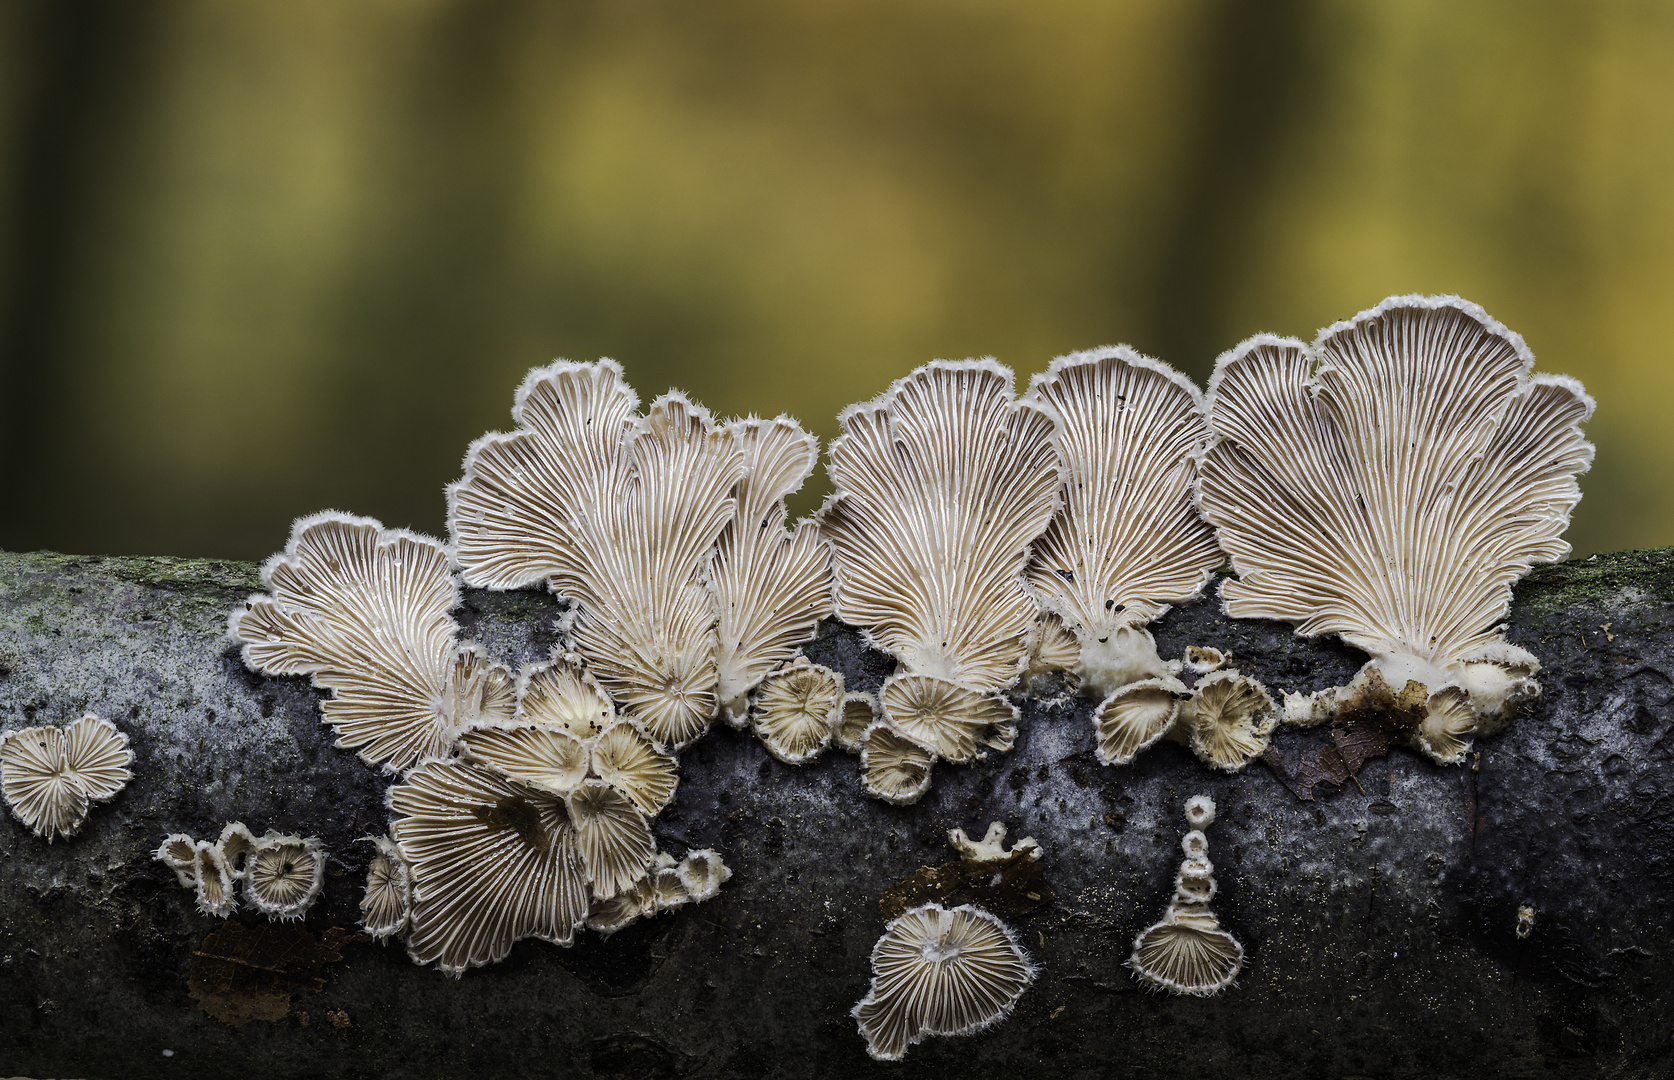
left=878, top=675, right=1017, bottom=764
left=1197, top=296, right=1593, bottom=762
left=589, top=721, right=679, bottom=814
left=1516, top=903, right=1536, bottom=939
left=230, top=512, right=515, bottom=773
left=458, top=724, right=590, bottom=798
left=821, top=360, right=1060, bottom=799
left=584, top=890, right=645, bottom=936
left=156, top=834, right=199, bottom=887
left=749, top=658, right=843, bottom=764
left=711, top=417, right=834, bottom=723
left=1128, top=796, right=1243, bottom=996
left=1023, top=614, right=1082, bottom=694
left=216, top=822, right=258, bottom=880
left=851, top=902, right=1037, bottom=1061
left=1092, top=678, right=1185, bottom=766
left=676, top=848, right=732, bottom=903
left=833, top=692, right=880, bottom=754
left=1022, top=347, right=1223, bottom=699
left=193, top=841, right=237, bottom=918
left=1183, top=646, right=1228, bottom=675
left=449, top=361, right=747, bottom=749
left=0, top=714, right=132, bottom=842
left=388, top=759, right=589, bottom=975
left=947, top=821, right=1040, bottom=864
left=1179, top=671, right=1277, bottom=772
left=859, top=722, right=935, bottom=806
left=361, top=837, right=410, bottom=941
left=565, top=778, right=657, bottom=899
left=517, top=654, right=616, bottom=739
left=244, top=833, right=326, bottom=921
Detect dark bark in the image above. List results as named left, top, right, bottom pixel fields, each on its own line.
left=0, top=548, right=1670, bottom=1079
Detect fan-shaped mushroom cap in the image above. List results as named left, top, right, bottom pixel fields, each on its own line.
left=0, top=715, right=132, bottom=842
left=676, top=848, right=732, bottom=903
left=458, top=724, right=589, bottom=798
left=566, top=778, right=657, bottom=899
left=1128, top=794, right=1244, bottom=996
left=389, top=759, right=589, bottom=975
left=1414, top=686, right=1478, bottom=765
left=851, top=902, right=1037, bottom=1062
left=1023, top=613, right=1082, bottom=694
left=230, top=513, right=515, bottom=773
left=1198, top=296, right=1593, bottom=739
left=1182, top=671, right=1277, bottom=772
left=244, top=833, right=326, bottom=921
left=584, top=890, right=645, bottom=936
left=450, top=363, right=747, bottom=750
left=1023, top=348, right=1222, bottom=698
left=859, top=722, right=936, bottom=806
left=192, top=840, right=237, bottom=918
left=1092, top=677, right=1185, bottom=766
left=1455, top=642, right=1541, bottom=728
left=711, top=416, right=834, bottom=721
left=879, top=674, right=1017, bottom=764
left=948, top=821, right=1041, bottom=864
left=156, top=834, right=199, bottom=887
left=1183, top=646, right=1228, bottom=675
left=590, top=721, right=679, bottom=815
left=517, top=655, right=615, bottom=740
left=216, top=822, right=257, bottom=879
left=833, top=692, right=880, bottom=754
left=821, top=359, right=1061, bottom=691
left=750, top=659, right=843, bottom=765
left=361, top=836, right=410, bottom=941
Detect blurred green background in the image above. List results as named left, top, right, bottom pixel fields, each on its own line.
left=1, top=0, right=1670, bottom=561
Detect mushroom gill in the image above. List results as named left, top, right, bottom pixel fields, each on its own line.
left=1128, top=796, right=1244, bottom=996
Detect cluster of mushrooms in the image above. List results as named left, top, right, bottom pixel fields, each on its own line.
left=155, top=824, right=327, bottom=921
left=0, top=293, right=1594, bottom=1059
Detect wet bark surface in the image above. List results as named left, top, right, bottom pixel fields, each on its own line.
left=0, top=548, right=1670, bottom=1080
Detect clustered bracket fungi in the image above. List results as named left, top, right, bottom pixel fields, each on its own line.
left=28, top=291, right=1581, bottom=1054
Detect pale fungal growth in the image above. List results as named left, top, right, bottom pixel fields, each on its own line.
left=388, top=759, right=589, bottom=976
left=1198, top=295, right=1594, bottom=763
left=711, top=417, right=834, bottom=723
left=1183, top=646, right=1228, bottom=675
left=859, top=722, right=936, bottom=806
left=1517, top=903, right=1536, bottom=939
left=821, top=360, right=1060, bottom=801
left=517, top=655, right=615, bottom=740
left=589, top=721, right=679, bottom=814
left=0, top=714, right=132, bottom=842
left=458, top=723, right=589, bottom=798
left=1023, top=347, right=1223, bottom=699
left=361, top=837, right=410, bottom=941
left=1023, top=614, right=1082, bottom=694
left=192, top=840, right=237, bottom=918
left=851, top=902, right=1037, bottom=1062
left=449, top=361, right=748, bottom=749
left=832, top=692, right=880, bottom=754
left=244, top=833, right=327, bottom=921
left=1178, top=670, right=1278, bottom=772
left=878, top=675, right=1018, bottom=764
left=566, top=778, right=657, bottom=899
left=1093, top=677, right=1185, bottom=766
left=584, top=849, right=733, bottom=936
left=947, top=821, right=1041, bottom=864
left=156, top=834, right=198, bottom=888
left=1128, top=795, right=1244, bottom=996
left=676, top=848, right=732, bottom=902
left=216, top=822, right=258, bottom=879
left=749, top=658, right=844, bottom=765
left=230, top=512, right=515, bottom=773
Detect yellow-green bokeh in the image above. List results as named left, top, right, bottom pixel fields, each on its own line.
left=1, top=0, right=1669, bottom=559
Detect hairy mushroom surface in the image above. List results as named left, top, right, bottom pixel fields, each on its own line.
left=192, top=840, right=237, bottom=918
left=565, top=778, right=657, bottom=899
left=244, top=833, right=327, bottom=921
left=156, top=834, right=198, bottom=888
left=1180, top=670, right=1278, bottom=772
left=859, top=722, right=936, bottom=806
left=230, top=513, right=514, bottom=773
left=1128, top=796, right=1244, bottom=996
left=851, top=902, right=1037, bottom=1062
left=832, top=692, right=881, bottom=754
left=216, top=822, right=257, bottom=880
left=1197, top=295, right=1593, bottom=762
left=361, top=836, right=410, bottom=941
left=749, top=658, right=843, bottom=764
left=449, top=361, right=747, bottom=749
left=0, top=714, right=132, bottom=842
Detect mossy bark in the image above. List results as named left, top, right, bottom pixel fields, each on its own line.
left=0, top=548, right=1670, bottom=1079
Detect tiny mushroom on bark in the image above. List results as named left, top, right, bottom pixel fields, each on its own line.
left=947, top=821, right=1041, bottom=864
left=192, top=840, right=237, bottom=918
left=852, top=902, right=1037, bottom=1062
left=858, top=722, right=936, bottom=805
left=244, top=832, right=327, bottom=921
left=1197, top=295, right=1593, bottom=763
left=216, top=821, right=258, bottom=879
left=0, top=714, right=132, bottom=842
left=821, top=360, right=1061, bottom=802
left=832, top=692, right=881, bottom=754
left=361, top=836, right=411, bottom=941
left=156, top=834, right=199, bottom=888
left=1128, top=796, right=1244, bottom=996
left=749, top=657, right=844, bottom=765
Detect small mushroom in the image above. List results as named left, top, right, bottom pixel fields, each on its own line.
left=947, top=821, right=1040, bottom=864
left=858, top=722, right=936, bottom=806
left=155, top=834, right=199, bottom=888
left=360, top=836, right=410, bottom=941
left=676, top=848, right=732, bottom=903
left=1022, top=613, right=1082, bottom=695
left=1179, top=671, right=1278, bottom=772
left=1182, top=646, right=1228, bottom=675
left=192, top=840, right=237, bottom=918
left=749, top=658, right=843, bottom=764
left=832, top=692, right=880, bottom=754
left=0, top=714, right=133, bottom=842
left=565, top=778, right=656, bottom=899
left=851, top=902, right=1037, bottom=1061
left=458, top=723, right=590, bottom=798
left=590, top=721, right=679, bottom=815
left=216, top=822, right=258, bottom=880
left=244, top=833, right=326, bottom=921
left=878, top=674, right=1017, bottom=765
left=517, top=655, right=616, bottom=739
left=1128, top=796, right=1244, bottom=996
left=1092, top=677, right=1185, bottom=766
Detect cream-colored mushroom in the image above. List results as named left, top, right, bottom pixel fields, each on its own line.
left=851, top=902, right=1037, bottom=1061
left=192, top=840, right=237, bottom=918
left=1092, top=678, right=1185, bottom=766
left=244, top=833, right=326, bottom=921
left=878, top=675, right=1017, bottom=764
left=858, top=722, right=935, bottom=806
left=458, top=723, right=590, bottom=798
left=749, top=658, right=843, bottom=765
left=675, top=848, right=732, bottom=902
left=565, top=778, right=657, bottom=899
left=1180, top=670, right=1277, bottom=772
left=947, top=821, right=1040, bottom=864
left=0, top=715, right=132, bottom=842
left=449, top=362, right=747, bottom=749
left=1198, top=295, right=1593, bottom=762
left=832, top=692, right=880, bottom=754
left=1128, top=795, right=1243, bottom=996
left=216, top=822, right=258, bottom=880
left=155, top=834, right=198, bottom=888
left=517, top=655, right=615, bottom=740
left=360, top=836, right=410, bottom=941
left=388, top=759, right=589, bottom=976
left=230, top=513, right=515, bottom=773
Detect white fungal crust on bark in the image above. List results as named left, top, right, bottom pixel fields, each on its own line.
left=1128, top=796, right=1244, bottom=996
left=1022, top=347, right=1222, bottom=699
left=851, top=902, right=1037, bottom=1062
left=1197, top=296, right=1593, bottom=753
left=749, top=658, right=843, bottom=765
left=0, top=714, right=132, bottom=842
left=878, top=674, right=1017, bottom=765
left=229, top=512, right=515, bottom=773
left=449, top=362, right=747, bottom=749
left=388, top=759, right=590, bottom=977
left=710, top=417, right=834, bottom=724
